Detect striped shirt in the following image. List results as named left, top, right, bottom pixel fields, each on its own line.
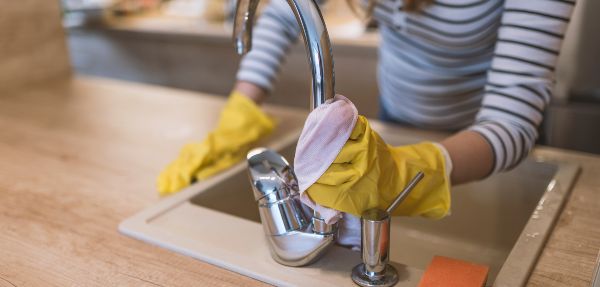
left=236, top=0, right=576, bottom=174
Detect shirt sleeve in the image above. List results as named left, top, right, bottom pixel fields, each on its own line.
left=468, top=0, right=576, bottom=173
left=235, top=0, right=302, bottom=92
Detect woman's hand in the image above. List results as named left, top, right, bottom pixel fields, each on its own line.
left=304, top=115, right=452, bottom=219
left=157, top=90, right=275, bottom=195
left=291, top=95, right=452, bottom=219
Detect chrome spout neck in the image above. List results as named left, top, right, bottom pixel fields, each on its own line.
left=233, top=0, right=335, bottom=110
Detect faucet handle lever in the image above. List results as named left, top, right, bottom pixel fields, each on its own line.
left=386, top=171, right=425, bottom=214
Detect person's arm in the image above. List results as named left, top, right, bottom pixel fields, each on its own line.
left=441, top=131, right=493, bottom=184
left=442, top=0, right=576, bottom=184
left=234, top=81, right=268, bottom=104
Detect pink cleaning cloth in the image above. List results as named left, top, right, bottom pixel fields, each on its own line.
left=294, top=94, right=358, bottom=225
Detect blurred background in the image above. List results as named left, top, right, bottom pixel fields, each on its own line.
left=62, top=0, right=600, bottom=154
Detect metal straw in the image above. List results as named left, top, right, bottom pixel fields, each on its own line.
left=386, top=171, right=425, bottom=214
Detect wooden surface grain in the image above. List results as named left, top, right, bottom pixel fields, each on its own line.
left=527, top=148, right=600, bottom=286
left=0, top=77, right=274, bottom=287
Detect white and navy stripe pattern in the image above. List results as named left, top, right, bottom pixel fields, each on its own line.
left=236, top=0, right=576, bottom=174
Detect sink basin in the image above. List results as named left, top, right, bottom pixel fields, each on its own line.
left=120, top=120, right=579, bottom=286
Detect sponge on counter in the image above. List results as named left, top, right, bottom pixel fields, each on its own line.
left=418, top=256, right=489, bottom=287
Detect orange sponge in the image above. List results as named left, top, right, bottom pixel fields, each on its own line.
left=418, top=256, right=489, bottom=287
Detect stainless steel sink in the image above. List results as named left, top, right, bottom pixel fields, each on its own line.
left=120, top=120, right=579, bottom=287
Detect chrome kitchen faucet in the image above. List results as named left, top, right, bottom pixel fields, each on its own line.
left=233, top=0, right=338, bottom=267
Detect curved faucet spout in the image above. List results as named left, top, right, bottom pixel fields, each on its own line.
left=233, top=0, right=335, bottom=110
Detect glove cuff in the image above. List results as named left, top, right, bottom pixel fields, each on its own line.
left=432, top=142, right=453, bottom=183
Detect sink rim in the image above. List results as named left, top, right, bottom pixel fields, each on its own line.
left=494, top=157, right=579, bottom=286
left=119, top=122, right=580, bottom=287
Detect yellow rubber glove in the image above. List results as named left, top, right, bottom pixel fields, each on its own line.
left=157, top=91, right=275, bottom=195
left=306, top=116, right=451, bottom=219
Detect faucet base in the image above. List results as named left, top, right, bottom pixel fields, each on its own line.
left=266, top=223, right=337, bottom=267
left=351, top=263, right=399, bottom=287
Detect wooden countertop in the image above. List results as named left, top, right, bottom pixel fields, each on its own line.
left=0, top=77, right=269, bottom=286
left=0, top=76, right=599, bottom=287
